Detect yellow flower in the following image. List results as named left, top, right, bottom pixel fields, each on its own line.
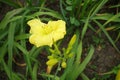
left=27, top=19, right=66, bottom=47
left=46, top=58, right=58, bottom=73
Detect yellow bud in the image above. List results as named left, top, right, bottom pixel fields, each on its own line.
left=66, top=34, right=76, bottom=54
left=68, top=34, right=76, bottom=47
left=116, top=70, right=120, bottom=80
left=61, top=61, right=67, bottom=68
left=47, top=66, right=52, bottom=74
left=46, top=59, right=58, bottom=74
left=46, top=59, right=58, bottom=66
left=47, top=55, right=54, bottom=59
left=68, top=53, right=73, bottom=58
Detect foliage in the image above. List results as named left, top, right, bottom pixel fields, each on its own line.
left=0, top=0, right=120, bottom=80
left=0, top=0, right=63, bottom=80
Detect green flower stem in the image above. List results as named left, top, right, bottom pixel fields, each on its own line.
left=53, top=43, right=61, bottom=54
left=54, top=61, right=61, bottom=79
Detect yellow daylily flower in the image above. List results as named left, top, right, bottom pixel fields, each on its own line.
left=27, top=19, right=66, bottom=47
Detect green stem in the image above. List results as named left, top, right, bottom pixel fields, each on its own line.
left=25, top=53, right=34, bottom=80
left=53, top=43, right=61, bottom=54
left=54, top=61, right=61, bottom=79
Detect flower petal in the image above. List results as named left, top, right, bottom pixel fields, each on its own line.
left=48, top=20, right=66, bottom=42
left=27, top=19, right=45, bottom=34
left=29, top=34, right=53, bottom=47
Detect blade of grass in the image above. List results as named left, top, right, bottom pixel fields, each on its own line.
left=94, top=20, right=120, bottom=52
left=0, top=43, right=7, bottom=63
left=32, top=63, right=38, bottom=80
left=40, top=73, right=60, bottom=80
left=92, top=13, right=120, bottom=22
left=14, top=42, right=28, bottom=55
left=76, top=0, right=82, bottom=18
left=76, top=41, right=82, bottom=63
left=8, top=22, right=16, bottom=80
left=103, top=13, right=120, bottom=26
left=0, top=30, right=8, bottom=40
left=71, top=45, right=94, bottom=80
left=90, top=0, right=108, bottom=18
left=2, top=59, right=11, bottom=79
left=81, top=0, right=90, bottom=18
left=80, top=73, right=90, bottom=80
left=2, top=60, right=21, bottom=80
left=59, top=0, right=67, bottom=21
left=110, top=4, right=120, bottom=8
left=81, top=17, right=89, bottom=40
left=19, top=10, right=30, bottom=49
left=15, top=34, right=30, bottom=40
left=29, top=11, right=62, bottom=19
left=0, top=0, right=21, bottom=8
left=30, top=47, right=42, bottom=58
left=25, top=53, right=33, bottom=79
left=0, top=8, right=24, bottom=29
left=26, top=0, right=32, bottom=6
left=14, top=42, right=33, bottom=79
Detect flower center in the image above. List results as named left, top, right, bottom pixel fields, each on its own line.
left=42, top=25, right=54, bottom=35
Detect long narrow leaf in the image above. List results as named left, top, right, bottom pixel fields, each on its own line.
left=8, top=22, right=16, bottom=80
left=103, top=13, right=120, bottom=26
left=94, top=20, right=120, bottom=52
left=32, top=63, right=38, bottom=80
left=0, top=0, right=21, bottom=8
left=29, top=12, right=62, bottom=19
left=71, top=45, right=94, bottom=80
left=0, top=8, right=24, bottom=29
left=90, top=0, right=108, bottom=18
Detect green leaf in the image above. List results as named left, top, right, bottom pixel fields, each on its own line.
left=66, top=6, right=72, bottom=11
left=94, top=20, right=120, bottom=52
left=93, top=13, right=120, bottom=22
left=0, top=0, right=21, bottom=8
left=80, top=73, right=90, bottom=80
left=76, top=41, right=82, bottom=63
left=103, top=13, right=120, bottom=26
left=70, top=45, right=94, bottom=80
left=0, top=8, right=24, bottom=30
left=15, top=34, right=30, bottom=40
left=28, top=11, right=62, bottom=19
left=32, top=63, right=38, bottom=80
left=8, top=22, right=16, bottom=79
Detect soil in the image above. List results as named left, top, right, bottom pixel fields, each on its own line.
left=84, top=42, right=120, bottom=79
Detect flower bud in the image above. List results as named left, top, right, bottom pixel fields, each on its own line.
left=68, top=34, right=76, bottom=47
left=61, top=61, right=67, bottom=68
left=46, top=58, right=58, bottom=74
left=66, top=34, right=76, bottom=54
left=46, top=58, right=58, bottom=66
